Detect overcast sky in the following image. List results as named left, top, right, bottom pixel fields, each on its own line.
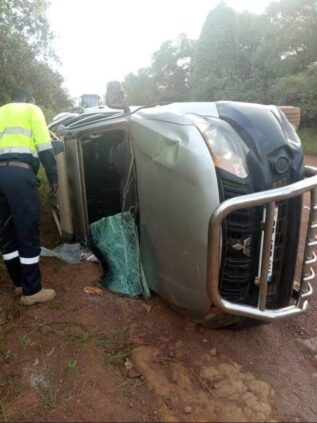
left=48, top=0, right=272, bottom=99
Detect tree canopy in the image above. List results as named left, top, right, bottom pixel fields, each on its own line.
left=0, top=0, right=71, bottom=115
left=123, top=34, right=196, bottom=105
left=123, top=0, right=317, bottom=125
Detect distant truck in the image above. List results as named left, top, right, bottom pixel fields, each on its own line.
left=48, top=82, right=316, bottom=328
left=79, top=94, right=101, bottom=109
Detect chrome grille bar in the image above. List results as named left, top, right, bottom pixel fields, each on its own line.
left=301, top=188, right=317, bottom=295
left=207, top=166, right=317, bottom=321
left=258, top=202, right=276, bottom=311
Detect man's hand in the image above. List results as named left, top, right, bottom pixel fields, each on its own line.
left=49, top=183, right=58, bottom=195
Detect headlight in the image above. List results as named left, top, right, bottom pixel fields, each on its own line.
left=188, top=115, right=249, bottom=179
left=278, top=109, right=301, bottom=148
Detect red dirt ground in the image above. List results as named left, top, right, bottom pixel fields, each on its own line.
left=0, top=157, right=317, bottom=422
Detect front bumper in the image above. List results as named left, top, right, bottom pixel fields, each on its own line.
left=208, top=165, right=317, bottom=322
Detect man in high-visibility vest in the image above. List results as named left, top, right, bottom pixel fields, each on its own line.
left=0, top=88, right=57, bottom=305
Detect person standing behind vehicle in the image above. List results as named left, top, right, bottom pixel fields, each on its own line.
left=0, top=88, right=58, bottom=305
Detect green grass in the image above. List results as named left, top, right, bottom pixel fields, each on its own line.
left=0, top=346, right=11, bottom=360
left=19, top=334, right=30, bottom=347
left=298, top=126, right=317, bottom=155
left=42, top=394, right=57, bottom=409
left=105, top=348, right=132, bottom=365
left=75, top=331, right=90, bottom=345
left=66, top=360, right=78, bottom=375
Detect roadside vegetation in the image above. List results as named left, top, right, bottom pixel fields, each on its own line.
left=0, top=0, right=72, bottom=116
left=1, top=0, right=317, bottom=139
left=123, top=0, right=317, bottom=135
left=299, top=126, right=317, bottom=155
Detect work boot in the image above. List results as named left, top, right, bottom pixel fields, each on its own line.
left=20, top=288, right=56, bottom=306
left=14, top=287, right=23, bottom=296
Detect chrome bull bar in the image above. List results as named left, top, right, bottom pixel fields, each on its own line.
left=208, top=165, right=317, bottom=322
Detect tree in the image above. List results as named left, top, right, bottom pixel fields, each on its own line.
left=0, top=0, right=71, bottom=113
left=191, top=3, right=265, bottom=101
left=270, top=62, right=317, bottom=124
left=191, top=2, right=238, bottom=97
left=123, top=34, right=196, bottom=105
left=264, top=0, right=317, bottom=75
left=123, top=0, right=317, bottom=124
left=123, top=68, right=157, bottom=105
left=150, top=34, right=196, bottom=102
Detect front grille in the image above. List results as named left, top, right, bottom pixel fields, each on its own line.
left=218, top=175, right=260, bottom=303
left=218, top=174, right=290, bottom=307
left=266, top=179, right=289, bottom=307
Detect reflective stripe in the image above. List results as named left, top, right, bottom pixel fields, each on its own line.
left=0, top=127, right=33, bottom=139
left=20, top=256, right=40, bottom=265
left=3, top=250, right=19, bottom=261
left=37, top=142, right=53, bottom=152
left=0, top=146, right=38, bottom=157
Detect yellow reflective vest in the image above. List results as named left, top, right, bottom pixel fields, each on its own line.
left=0, top=102, right=52, bottom=159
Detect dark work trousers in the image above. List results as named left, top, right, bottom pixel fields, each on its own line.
left=0, top=166, right=42, bottom=296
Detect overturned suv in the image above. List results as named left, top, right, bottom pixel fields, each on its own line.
left=49, top=83, right=316, bottom=328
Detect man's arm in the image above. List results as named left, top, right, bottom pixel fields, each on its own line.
left=30, top=105, right=59, bottom=193
left=38, top=150, right=58, bottom=194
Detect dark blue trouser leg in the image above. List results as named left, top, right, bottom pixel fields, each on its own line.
left=0, top=167, right=42, bottom=296
left=0, top=193, right=21, bottom=287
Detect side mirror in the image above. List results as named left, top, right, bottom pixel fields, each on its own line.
left=50, top=131, right=64, bottom=156
left=106, top=81, right=130, bottom=113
